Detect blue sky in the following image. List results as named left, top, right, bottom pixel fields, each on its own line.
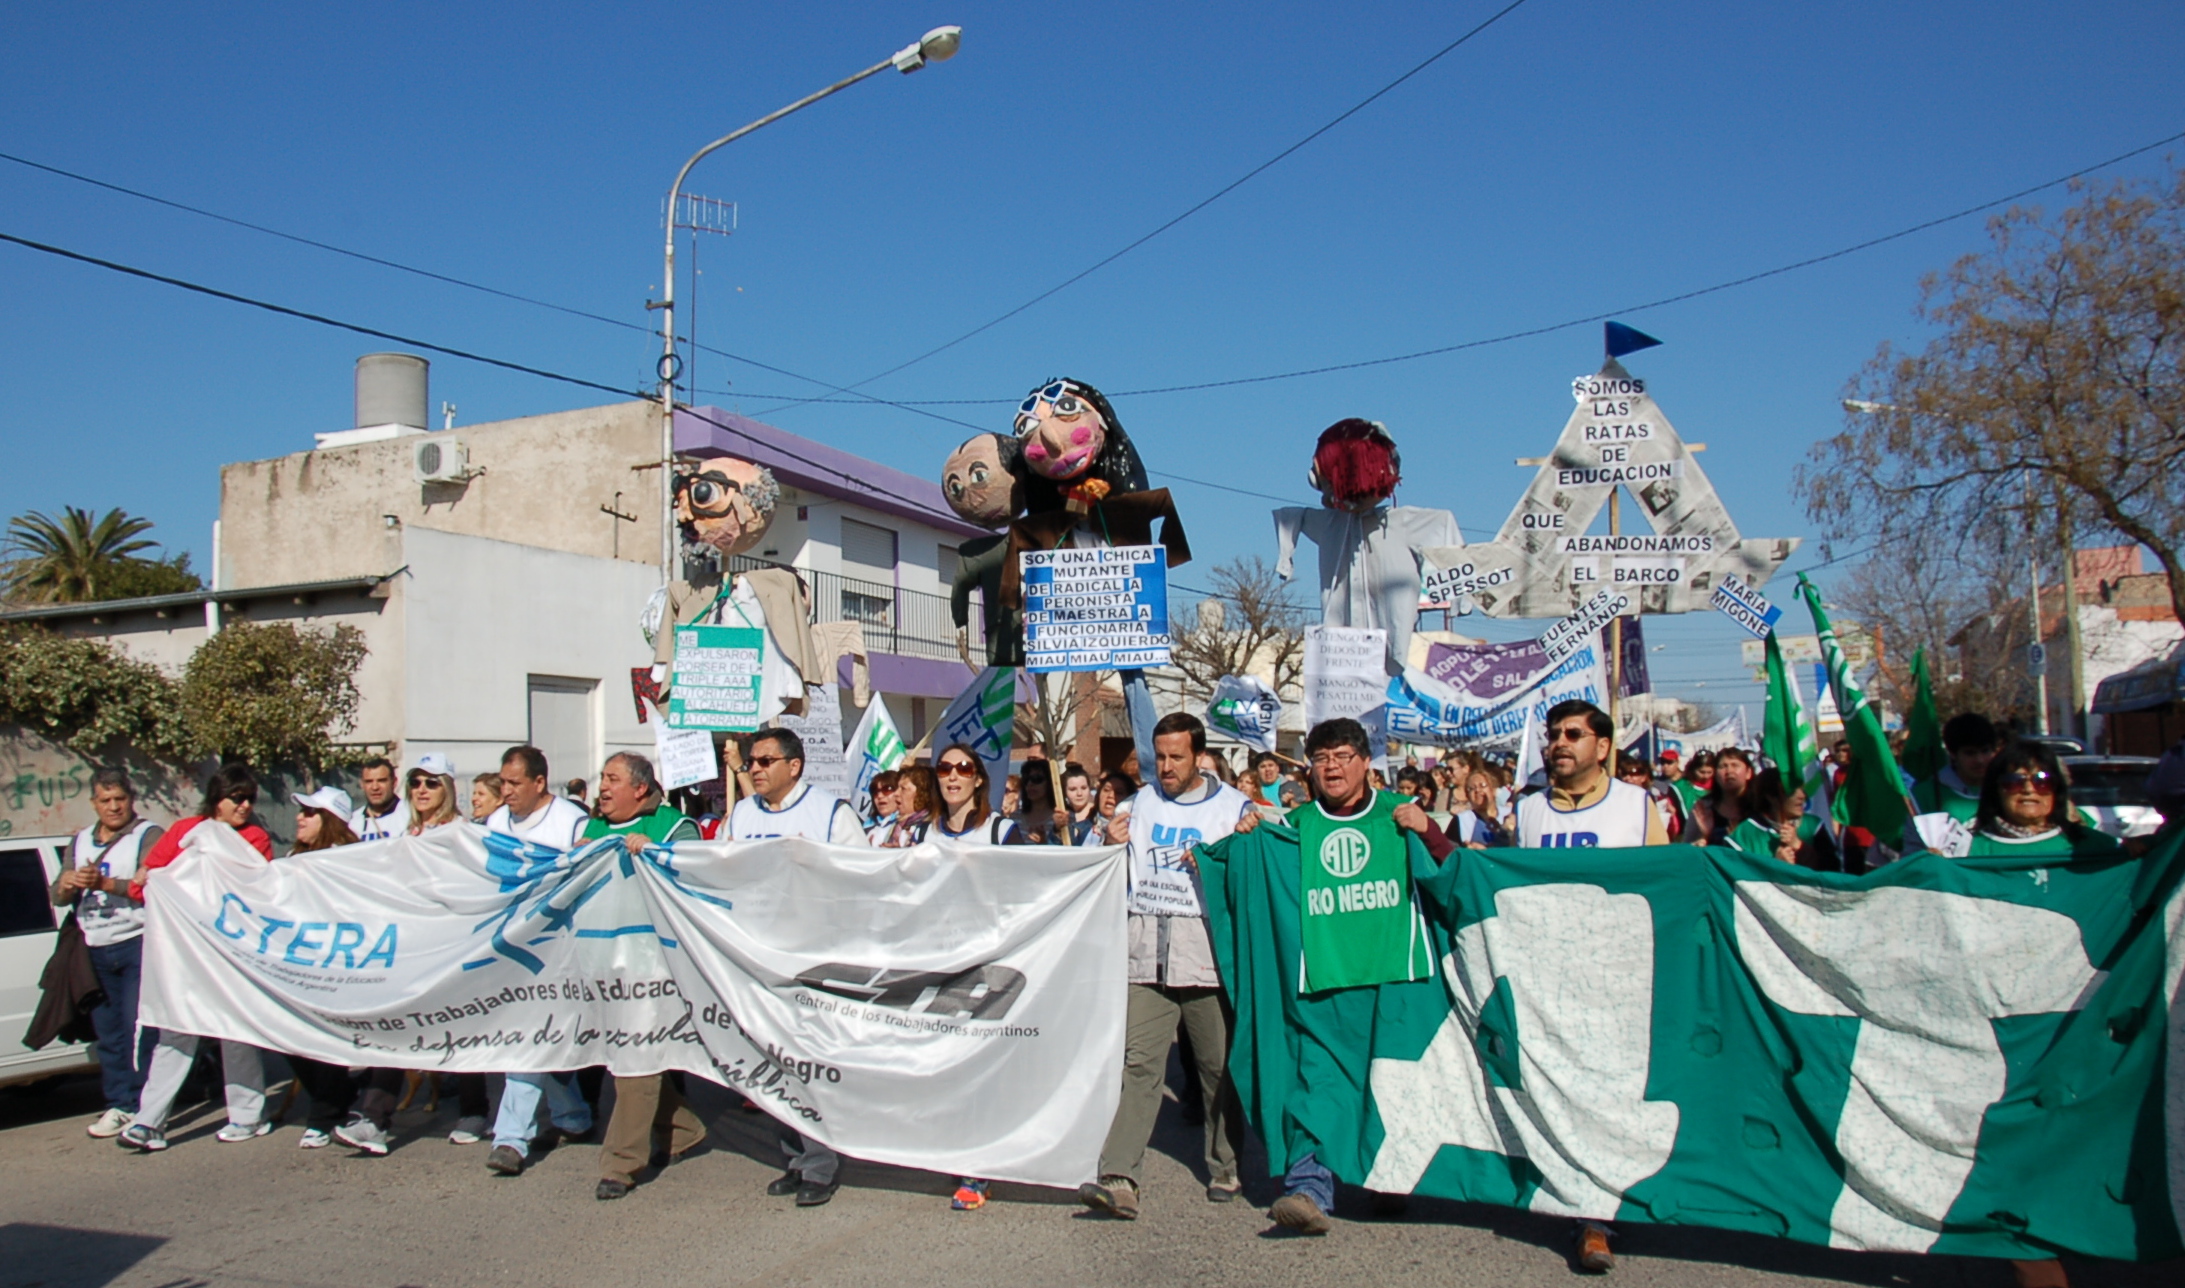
left=3, top=0, right=2180, bottom=712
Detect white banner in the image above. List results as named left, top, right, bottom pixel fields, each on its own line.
left=778, top=683, right=849, bottom=802
left=141, top=822, right=1126, bottom=1188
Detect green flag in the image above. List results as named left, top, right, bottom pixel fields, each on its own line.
left=1761, top=631, right=1824, bottom=797
left=1901, top=646, right=1946, bottom=782
left=1796, top=576, right=1910, bottom=843
left=1198, top=824, right=2185, bottom=1263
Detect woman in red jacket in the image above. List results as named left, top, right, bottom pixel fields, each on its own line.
left=118, top=764, right=276, bottom=1153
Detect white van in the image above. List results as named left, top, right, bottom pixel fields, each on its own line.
left=0, top=834, right=100, bottom=1088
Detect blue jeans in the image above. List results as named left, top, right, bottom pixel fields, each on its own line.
left=86, top=937, right=155, bottom=1113
left=492, top=1072, right=592, bottom=1156
left=1282, top=1151, right=1336, bottom=1212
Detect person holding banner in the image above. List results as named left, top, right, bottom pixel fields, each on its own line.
left=1918, top=742, right=2121, bottom=863
left=725, top=728, right=863, bottom=1209
left=1686, top=748, right=1755, bottom=847
left=931, top=746, right=1023, bottom=845
left=1514, top=700, right=1665, bottom=1273
left=863, top=771, right=901, bottom=844
left=1079, top=714, right=1259, bottom=1221
left=486, top=746, right=590, bottom=851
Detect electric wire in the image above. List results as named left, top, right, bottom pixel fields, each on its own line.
left=750, top=0, right=1541, bottom=413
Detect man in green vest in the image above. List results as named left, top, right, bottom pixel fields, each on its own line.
left=1910, top=713, right=1999, bottom=825
left=1268, top=716, right=1457, bottom=1236
left=586, top=753, right=703, bottom=1203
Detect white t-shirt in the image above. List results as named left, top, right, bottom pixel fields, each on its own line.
left=728, top=782, right=863, bottom=844
left=486, top=796, right=592, bottom=850
left=351, top=797, right=412, bottom=842
left=1517, top=779, right=1652, bottom=849
left=1124, top=779, right=1251, bottom=918
left=933, top=814, right=1019, bottom=845
left=68, top=819, right=160, bottom=947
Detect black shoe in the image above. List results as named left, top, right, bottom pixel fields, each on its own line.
left=595, top=1178, right=631, bottom=1201
left=485, top=1144, right=525, bottom=1176
left=795, top=1178, right=840, bottom=1207
left=766, top=1170, right=802, bottom=1197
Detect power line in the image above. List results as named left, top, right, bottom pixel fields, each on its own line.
left=752, top=0, right=1541, bottom=414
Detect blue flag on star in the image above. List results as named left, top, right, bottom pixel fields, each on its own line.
left=1605, top=322, right=1663, bottom=359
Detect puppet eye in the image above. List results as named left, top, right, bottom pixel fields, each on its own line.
left=968, top=463, right=989, bottom=485
left=1052, top=394, right=1084, bottom=417
left=946, top=476, right=965, bottom=500
left=688, top=479, right=723, bottom=507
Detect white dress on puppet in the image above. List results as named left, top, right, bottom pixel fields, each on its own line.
left=1274, top=504, right=1459, bottom=671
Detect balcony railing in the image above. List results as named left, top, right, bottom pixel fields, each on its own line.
left=728, top=556, right=981, bottom=663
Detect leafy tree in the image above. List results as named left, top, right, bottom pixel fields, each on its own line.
left=1, top=506, right=202, bottom=603
left=180, top=622, right=368, bottom=770
left=1167, top=556, right=1307, bottom=699
left=1797, top=165, right=2185, bottom=706
left=0, top=625, right=187, bottom=760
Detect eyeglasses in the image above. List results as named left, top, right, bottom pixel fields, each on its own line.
left=2001, top=770, right=2057, bottom=793
left=1014, top=381, right=1089, bottom=435
left=936, top=762, right=979, bottom=778
left=223, top=790, right=256, bottom=805
left=1548, top=726, right=1598, bottom=743
left=746, top=754, right=794, bottom=770
left=1309, top=751, right=1362, bottom=769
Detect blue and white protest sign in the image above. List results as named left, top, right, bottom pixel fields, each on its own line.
left=1021, top=545, right=1171, bottom=672
left=1711, top=573, right=1783, bottom=640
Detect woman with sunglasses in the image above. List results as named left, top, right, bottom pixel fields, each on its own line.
left=118, top=764, right=275, bottom=1153
left=405, top=759, right=463, bottom=834
left=931, top=746, right=1023, bottom=845
left=1926, top=742, right=2121, bottom=861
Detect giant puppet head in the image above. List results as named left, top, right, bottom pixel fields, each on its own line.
left=673, top=456, right=781, bottom=557
left=941, top=433, right=1025, bottom=529
left=1307, top=418, right=1402, bottom=514
left=1012, top=376, right=1149, bottom=512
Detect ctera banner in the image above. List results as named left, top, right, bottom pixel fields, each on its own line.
left=1199, top=827, right=2185, bottom=1262
left=140, top=822, right=1126, bottom=1189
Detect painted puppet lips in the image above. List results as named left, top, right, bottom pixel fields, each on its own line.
left=1055, top=449, right=1091, bottom=473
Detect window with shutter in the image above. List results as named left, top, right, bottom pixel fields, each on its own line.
left=839, top=518, right=898, bottom=626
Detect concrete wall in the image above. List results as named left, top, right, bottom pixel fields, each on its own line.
left=0, top=726, right=197, bottom=842
left=396, top=526, right=659, bottom=786
left=219, top=401, right=665, bottom=589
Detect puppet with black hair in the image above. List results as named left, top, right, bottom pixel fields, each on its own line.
left=1011, top=377, right=1149, bottom=513
left=940, top=432, right=1026, bottom=666
left=1274, top=418, right=1459, bottom=673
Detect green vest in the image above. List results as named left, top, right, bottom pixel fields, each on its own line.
left=1294, top=791, right=1432, bottom=993
left=1911, top=775, right=1979, bottom=823
left=582, top=803, right=698, bottom=846
left=1728, top=813, right=1821, bottom=860
left=1670, top=778, right=1704, bottom=812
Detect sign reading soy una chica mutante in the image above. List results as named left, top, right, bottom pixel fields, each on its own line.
left=1021, top=544, right=1171, bottom=672
left=667, top=624, right=766, bottom=731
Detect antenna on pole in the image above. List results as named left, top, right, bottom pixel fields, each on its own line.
left=665, top=194, right=737, bottom=402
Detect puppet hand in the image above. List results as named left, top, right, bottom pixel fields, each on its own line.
left=956, top=627, right=971, bottom=667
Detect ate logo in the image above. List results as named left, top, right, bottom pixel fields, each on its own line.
left=1320, top=829, right=1373, bottom=879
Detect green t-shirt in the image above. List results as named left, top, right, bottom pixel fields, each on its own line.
left=1728, top=813, right=1822, bottom=860
left=1911, top=774, right=1980, bottom=823
left=582, top=803, right=700, bottom=846
left=1963, top=825, right=2122, bottom=859
left=1294, top=790, right=1433, bottom=993
left=1669, top=778, right=1705, bottom=812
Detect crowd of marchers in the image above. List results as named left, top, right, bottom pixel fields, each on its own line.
left=43, top=697, right=2156, bottom=1285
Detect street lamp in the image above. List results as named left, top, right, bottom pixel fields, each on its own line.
left=654, top=26, right=964, bottom=578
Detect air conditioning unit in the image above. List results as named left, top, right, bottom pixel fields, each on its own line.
left=413, top=436, right=470, bottom=483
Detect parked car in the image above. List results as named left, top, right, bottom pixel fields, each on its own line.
left=0, top=834, right=99, bottom=1089
left=2025, top=734, right=2088, bottom=757
left=2061, top=756, right=2164, bottom=839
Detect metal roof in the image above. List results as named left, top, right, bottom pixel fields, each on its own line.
left=0, top=572, right=396, bottom=625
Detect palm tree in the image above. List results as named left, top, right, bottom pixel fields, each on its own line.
left=3, top=507, right=160, bottom=603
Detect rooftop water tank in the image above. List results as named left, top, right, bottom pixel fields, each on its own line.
left=355, top=353, right=429, bottom=430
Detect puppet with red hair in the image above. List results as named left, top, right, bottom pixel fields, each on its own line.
left=1275, top=418, right=1459, bottom=671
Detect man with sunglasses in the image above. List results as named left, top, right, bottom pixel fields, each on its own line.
left=726, top=727, right=862, bottom=1208
left=1515, top=699, right=1666, bottom=1273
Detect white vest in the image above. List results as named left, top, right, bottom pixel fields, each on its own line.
left=352, top=798, right=412, bottom=842
left=730, top=783, right=851, bottom=842
left=1518, top=778, right=1652, bottom=849
left=1125, top=780, right=1249, bottom=917
left=69, top=819, right=156, bottom=947
left=486, top=796, right=591, bottom=850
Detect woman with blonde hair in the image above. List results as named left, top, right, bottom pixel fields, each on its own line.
left=405, top=755, right=462, bottom=833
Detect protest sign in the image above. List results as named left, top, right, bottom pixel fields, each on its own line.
left=1385, top=636, right=1606, bottom=750
left=1201, top=827, right=2185, bottom=1262
left=777, top=682, right=849, bottom=802
left=1417, top=360, right=1800, bottom=619
left=844, top=697, right=907, bottom=814
left=1303, top=627, right=1388, bottom=754
left=1653, top=708, right=1749, bottom=759
left=1205, top=674, right=1282, bottom=752
left=1712, top=572, right=1783, bottom=639
left=1021, top=545, right=1171, bottom=672
left=142, top=821, right=1126, bottom=1189
left=667, top=624, right=765, bottom=731
left=653, top=723, right=718, bottom=791
left=1540, top=587, right=1629, bottom=666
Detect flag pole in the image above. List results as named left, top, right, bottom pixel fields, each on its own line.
left=1609, top=487, right=1623, bottom=753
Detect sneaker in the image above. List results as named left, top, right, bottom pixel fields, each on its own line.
left=1270, top=1192, right=1333, bottom=1235
left=117, top=1123, right=168, bottom=1153
left=1575, top=1222, right=1616, bottom=1273
left=298, top=1128, right=332, bottom=1149
left=215, top=1121, right=273, bottom=1143
left=333, top=1115, right=390, bottom=1156
left=86, top=1108, right=134, bottom=1139
left=448, top=1116, right=488, bottom=1145
left=486, top=1144, right=526, bottom=1176
left=1078, top=1176, right=1139, bottom=1220
left=951, top=1178, right=990, bottom=1211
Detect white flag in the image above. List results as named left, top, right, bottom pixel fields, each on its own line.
left=936, top=666, right=1017, bottom=812
left=844, top=696, right=908, bottom=814
left=1206, top=674, right=1282, bottom=753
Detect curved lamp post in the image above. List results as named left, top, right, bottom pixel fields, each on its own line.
left=656, top=26, right=963, bottom=578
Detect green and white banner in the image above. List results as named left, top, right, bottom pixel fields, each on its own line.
left=1201, top=827, right=2185, bottom=1261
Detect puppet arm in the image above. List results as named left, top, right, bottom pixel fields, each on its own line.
left=1273, top=507, right=1310, bottom=580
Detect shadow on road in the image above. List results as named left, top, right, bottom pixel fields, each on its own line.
left=0, top=1224, right=166, bottom=1288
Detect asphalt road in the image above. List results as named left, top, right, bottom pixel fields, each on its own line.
left=0, top=1068, right=2173, bottom=1288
